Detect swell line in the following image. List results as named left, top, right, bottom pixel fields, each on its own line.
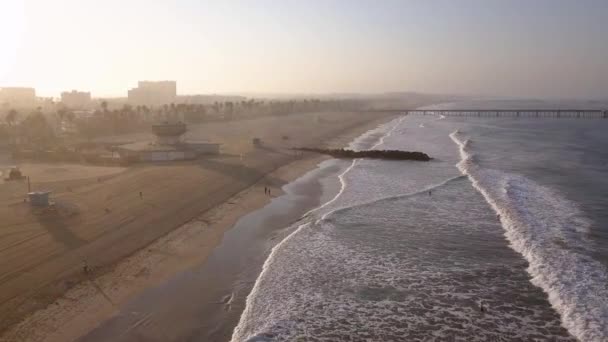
left=449, top=130, right=608, bottom=342
left=321, top=174, right=466, bottom=222
left=370, top=115, right=406, bottom=150
left=312, top=115, right=407, bottom=221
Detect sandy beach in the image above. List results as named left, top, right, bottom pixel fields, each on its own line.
left=0, top=111, right=396, bottom=342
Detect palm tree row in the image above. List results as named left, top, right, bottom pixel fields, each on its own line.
left=1, top=98, right=360, bottom=143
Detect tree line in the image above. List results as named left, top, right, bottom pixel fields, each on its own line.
left=0, top=98, right=364, bottom=148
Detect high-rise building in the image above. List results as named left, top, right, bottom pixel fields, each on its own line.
left=61, top=90, right=91, bottom=109
left=128, top=81, right=176, bottom=106
left=0, top=87, right=36, bottom=107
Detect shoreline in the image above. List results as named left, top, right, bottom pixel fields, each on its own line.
left=79, top=155, right=345, bottom=342
left=1, top=112, right=399, bottom=342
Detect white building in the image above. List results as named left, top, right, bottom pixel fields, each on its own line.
left=61, top=90, right=91, bottom=109
left=0, top=87, right=36, bottom=107
left=128, top=81, right=176, bottom=106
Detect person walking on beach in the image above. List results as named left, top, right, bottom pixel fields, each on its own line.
left=139, top=191, right=143, bottom=199
left=428, top=190, right=432, bottom=196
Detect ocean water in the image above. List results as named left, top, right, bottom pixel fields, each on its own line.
left=231, top=103, right=608, bottom=341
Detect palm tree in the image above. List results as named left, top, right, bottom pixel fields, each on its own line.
left=122, top=104, right=133, bottom=113
left=5, top=109, right=19, bottom=146
left=225, top=102, right=234, bottom=120
left=6, top=109, right=18, bottom=127
left=65, top=111, right=75, bottom=123
left=21, top=112, right=54, bottom=147
left=56, top=108, right=67, bottom=123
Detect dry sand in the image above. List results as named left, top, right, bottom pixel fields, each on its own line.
left=0, top=111, right=396, bottom=341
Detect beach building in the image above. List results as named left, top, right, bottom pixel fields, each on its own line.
left=128, top=81, right=176, bottom=106
left=60, top=90, right=91, bottom=109
left=0, top=87, right=36, bottom=107
left=116, top=122, right=220, bottom=162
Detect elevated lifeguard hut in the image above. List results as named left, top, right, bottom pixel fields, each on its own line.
left=117, top=121, right=220, bottom=162
left=151, top=122, right=187, bottom=145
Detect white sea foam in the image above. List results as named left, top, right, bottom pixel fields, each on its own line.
left=372, top=116, right=406, bottom=150
left=312, top=115, right=407, bottom=220
left=348, top=115, right=406, bottom=151
left=450, top=131, right=608, bottom=342
left=231, top=167, right=572, bottom=341
left=232, top=117, right=592, bottom=342
left=230, top=221, right=311, bottom=342
left=319, top=174, right=466, bottom=222
left=231, top=116, right=408, bottom=342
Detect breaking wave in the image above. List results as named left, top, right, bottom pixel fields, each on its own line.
left=231, top=117, right=407, bottom=342
left=450, top=131, right=608, bottom=341
left=231, top=116, right=600, bottom=342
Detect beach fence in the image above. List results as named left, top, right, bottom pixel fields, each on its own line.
left=364, top=109, right=608, bottom=119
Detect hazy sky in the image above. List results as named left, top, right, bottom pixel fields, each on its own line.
left=1, top=0, right=607, bottom=98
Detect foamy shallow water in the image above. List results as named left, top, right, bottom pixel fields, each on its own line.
left=233, top=108, right=608, bottom=341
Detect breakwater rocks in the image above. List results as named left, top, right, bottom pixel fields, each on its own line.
left=294, top=148, right=431, bottom=161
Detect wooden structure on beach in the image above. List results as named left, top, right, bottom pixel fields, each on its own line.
left=28, top=191, right=51, bottom=207
left=117, top=122, right=220, bottom=162
left=365, top=109, right=608, bottom=119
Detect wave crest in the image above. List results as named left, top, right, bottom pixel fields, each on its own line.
left=450, top=130, right=608, bottom=342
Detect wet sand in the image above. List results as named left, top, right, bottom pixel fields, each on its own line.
left=79, top=158, right=342, bottom=342
left=0, top=111, right=397, bottom=342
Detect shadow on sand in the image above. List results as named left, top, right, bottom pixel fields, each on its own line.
left=197, top=155, right=290, bottom=188
left=35, top=209, right=86, bottom=250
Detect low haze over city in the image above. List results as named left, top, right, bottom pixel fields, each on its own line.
left=1, top=0, right=607, bottom=98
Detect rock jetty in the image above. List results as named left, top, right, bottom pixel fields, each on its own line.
left=294, top=148, right=431, bottom=161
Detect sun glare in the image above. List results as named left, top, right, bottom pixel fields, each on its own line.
left=0, top=2, right=26, bottom=80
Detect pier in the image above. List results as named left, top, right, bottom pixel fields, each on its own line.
left=366, top=109, right=608, bottom=119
